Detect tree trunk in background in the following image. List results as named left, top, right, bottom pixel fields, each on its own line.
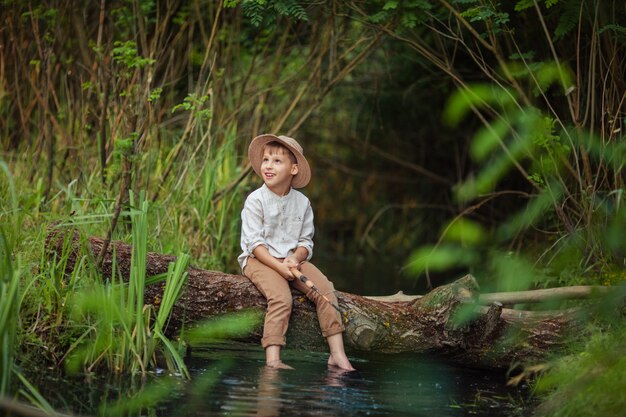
left=46, top=229, right=583, bottom=370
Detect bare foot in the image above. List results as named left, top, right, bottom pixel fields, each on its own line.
left=328, top=354, right=355, bottom=371
left=266, top=360, right=294, bottom=370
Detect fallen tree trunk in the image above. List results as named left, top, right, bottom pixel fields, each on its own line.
left=47, top=229, right=589, bottom=370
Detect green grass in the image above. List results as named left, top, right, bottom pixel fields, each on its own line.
left=0, top=121, right=252, bottom=413
left=534, top=318, right=626, bottom=417
left=64, top=191, right=192, bottom=377
left=0, top=228, right=19, bottom=396
left=0, top=159, right=21, bottom=396
left=1, top=160, right=57, bottom=414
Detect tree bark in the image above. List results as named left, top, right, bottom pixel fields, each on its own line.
left=46, top=229, right=588, bottom=370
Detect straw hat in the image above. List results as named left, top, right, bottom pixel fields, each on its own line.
left=248, top=134, right=311, bottom=188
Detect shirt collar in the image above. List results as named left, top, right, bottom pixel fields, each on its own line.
left=262, top=183, right=293, bottom=199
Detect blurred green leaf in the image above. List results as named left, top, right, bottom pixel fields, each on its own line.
left=489, top=253, right=537, bottom=292
left=184, top=310, right=262, bottom=345
left=100, top=376, right=180, bottom=417
left=471, top=118, right=510, bottom=162
left=383, top=1, right=398, bottom=10
left=535, top=61, right=574, bottom=93
left=496, top=186, right=560, bottom=241
left=442, top=218, right=487, bottom=246
left=443, top=84, right=514, bottom=126
left=407, top=244, right=478, bottom=276
left=450, top=301, right=479, bottom=328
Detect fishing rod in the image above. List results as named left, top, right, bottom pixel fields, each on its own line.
left=290, top=269, right=381, bottom=354
left=289, top=268, right=343, bottom=315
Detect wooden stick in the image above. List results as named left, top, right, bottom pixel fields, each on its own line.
left=289, top=268, right=342, bottom=313
left=478, top=286, right=611, bottom=306
left=367, top=286, right=612, bottom=306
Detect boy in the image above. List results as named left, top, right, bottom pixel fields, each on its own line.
left=239, top=134, right=355, bottom=371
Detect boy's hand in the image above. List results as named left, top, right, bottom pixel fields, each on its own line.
left=283, top=255, right=300, bottom=270
left=252, top=246, right=301, bottom=281
left=275, top=262, right=294, bottom=280
left=279, top=256, right=301, bottom=280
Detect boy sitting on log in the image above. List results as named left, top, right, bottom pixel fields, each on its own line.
left=238, top=134, right=355, bottom=371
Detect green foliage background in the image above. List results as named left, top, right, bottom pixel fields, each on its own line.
left=0, top=0, right=625, bottom=415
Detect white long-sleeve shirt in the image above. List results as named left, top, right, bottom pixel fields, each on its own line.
left=238, top=184, right=314, bottom=272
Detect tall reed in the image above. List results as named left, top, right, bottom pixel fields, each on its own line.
left=0, top=159, right=20, bottom=396
left=0, top=228, right=18, bottom=396
left=0, top=161, right=57, bottom=414
left=161, top=125, right=246, bottom=271
left=67, top=191, right=191, bottom=376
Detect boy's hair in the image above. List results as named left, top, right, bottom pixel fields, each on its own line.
left=263, top=141, right=297, bottom=164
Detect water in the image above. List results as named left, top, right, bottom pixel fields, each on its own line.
left=23, top=256, right=531, bottom=416
left=30, top=341, right=532, bottom=416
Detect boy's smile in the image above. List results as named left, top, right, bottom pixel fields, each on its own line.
left=261, top=149, right=299, bottom=196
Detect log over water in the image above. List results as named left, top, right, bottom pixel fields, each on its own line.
left=46, top=229, right=587, bottom=370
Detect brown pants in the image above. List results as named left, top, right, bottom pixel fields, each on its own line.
left=244, top=258, right=344, bottom=348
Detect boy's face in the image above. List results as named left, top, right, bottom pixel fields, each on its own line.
left=261, top=146, right=299, bottom=195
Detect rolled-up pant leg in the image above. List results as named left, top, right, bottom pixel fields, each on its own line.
left=244, top=258, right=293, bottom=348
left=291, top=262, right=345, bottom=338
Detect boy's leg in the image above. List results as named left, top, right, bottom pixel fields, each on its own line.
left=292, top=262, right=354, bottom=370
left=244, top=258, right=294, bottom=367
left=291, top=262, right=344, bottom=338
left=265, top=345, right=293, bottom=370
left=326, top=333, right=355, bottom=370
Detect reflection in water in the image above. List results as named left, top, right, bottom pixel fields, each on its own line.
left=210, top=363, right=374, bottom=417
left=25, top=342, right=532, bottom=416
left=310, top=368, right=377, bottom=417
left=255, top=366, right=282, bottom=417
left=181, top=343, right=530, bottom=417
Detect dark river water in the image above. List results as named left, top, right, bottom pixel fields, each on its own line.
left=29, top=341, right=533, bottom=417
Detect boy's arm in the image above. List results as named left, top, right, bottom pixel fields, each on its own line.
left=297, top=202, right=314, bottom=261
left=241, top=195, right=266, bottom=258
left=288, top=246, right=309, bottom=264
left=281, top=200, right=313, bottom=272
left=252, top=246, right=296, bottom=280
left=283, top=246, right=309, bottom=272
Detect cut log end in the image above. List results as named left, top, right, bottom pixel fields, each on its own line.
left=350, top=325, right=377, bottom=350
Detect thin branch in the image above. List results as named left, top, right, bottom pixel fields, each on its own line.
left=532, top=0, right=576, bottom=122
left=478, top=285, right=612, bottom=305
left=436, top=0, right=495, bottom=53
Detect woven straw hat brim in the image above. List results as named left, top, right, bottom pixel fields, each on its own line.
left=248, top=134, right=311, bottom=188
